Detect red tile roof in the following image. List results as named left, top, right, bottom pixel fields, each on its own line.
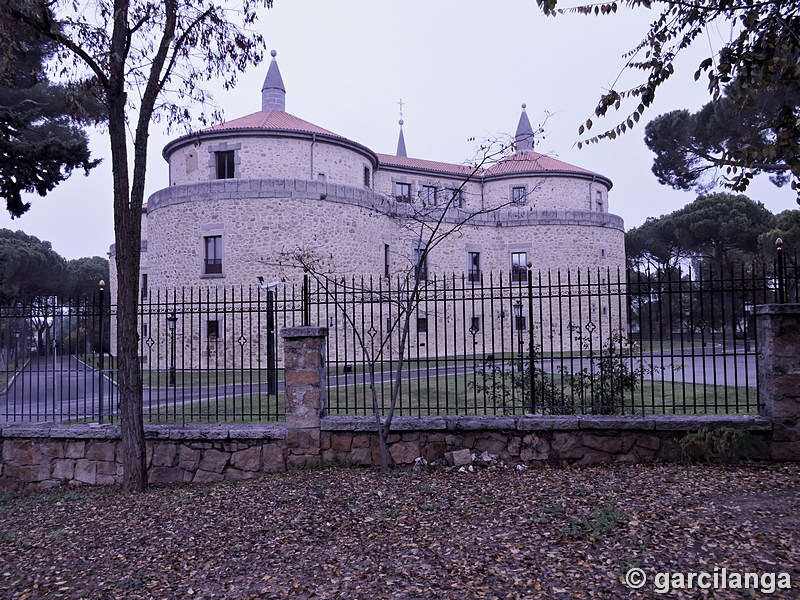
left=484, top=151, right=600, bottom=177
left=202, top=112, right=603, bottom=180
left=204, top=110, right=346, bottom=139
left=376, top=153, right=477, bottom=177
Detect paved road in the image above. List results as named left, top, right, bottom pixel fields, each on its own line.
left=0, top=355, right=116, bottom=423
left=0, top=349, right=758, bottom=424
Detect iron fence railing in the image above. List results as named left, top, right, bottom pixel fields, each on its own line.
left=0, top=257, right=796, bottom=423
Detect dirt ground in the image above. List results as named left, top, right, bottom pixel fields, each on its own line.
left=0, top=462, right=797, bottom=599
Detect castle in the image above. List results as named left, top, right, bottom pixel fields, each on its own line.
left=110, top=52, right=626, bottom=361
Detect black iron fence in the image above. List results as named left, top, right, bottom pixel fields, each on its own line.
left=1, top=257, right=796, bottom=423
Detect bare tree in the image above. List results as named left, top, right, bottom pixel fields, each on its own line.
left=281, top=130, right=553, bottom=473
left=0, top=0, right=273, bottom=491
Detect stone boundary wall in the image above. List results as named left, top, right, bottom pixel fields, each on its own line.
left=1, top=305, right=798, bottom=491
left=0, top=415, right=770, bottom=491
left=145, top=178, right=625, bottom=231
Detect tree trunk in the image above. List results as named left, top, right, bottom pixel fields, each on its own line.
left=107, top=11, right=146, bottom=490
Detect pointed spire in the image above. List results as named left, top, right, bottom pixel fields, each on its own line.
left=515, top=103, right=534, bottom=152
left=261, top=50, right=285, bottom=111
left=396, top=119, right=407, bottom=157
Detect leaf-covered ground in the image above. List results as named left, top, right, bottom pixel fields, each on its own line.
left=0, top=463, right=797, bottom=599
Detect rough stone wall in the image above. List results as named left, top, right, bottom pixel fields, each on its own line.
left=0, top=425, right=286, bottom=491
left=0, top=415, right=773, bottom=491
left=372, top=169, right=483, bottom=210
left=168, top=136, right=372, bottom=187
left=142, top=181, right=625, bottom=289
left=756, top=304, right=800, bottom=460
left=481, top=175, right=609, bottom=212
left=126, top=178, right=626, bottom=365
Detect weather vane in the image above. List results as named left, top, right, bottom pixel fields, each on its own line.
left=397, top=98, right=404, bottom=120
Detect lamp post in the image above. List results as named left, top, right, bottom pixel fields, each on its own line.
left=98, top=280, right=105, bottom=424
left=513, top=299, right=525, bottom=407
left=513, top=300, right=523, bottom=369
left=167, top=312, right=177, bottom=387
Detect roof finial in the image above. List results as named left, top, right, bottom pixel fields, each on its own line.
left=261, top=50, right=285, bottom=111
left=515, top=102, right=534, bottom=152
left=396, top=99, right=407, bottom=157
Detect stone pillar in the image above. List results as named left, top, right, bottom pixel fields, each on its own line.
left=756, top=304, right=800, bottom=460
left=282, top=326, right=327, bottom=467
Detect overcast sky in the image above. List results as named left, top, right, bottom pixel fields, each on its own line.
left=2, top=0, right=793, bottom=260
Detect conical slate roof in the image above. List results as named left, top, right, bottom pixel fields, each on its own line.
left=261, top=50, right=286, bottom=111
left=514, top=104, right=535, bottom=152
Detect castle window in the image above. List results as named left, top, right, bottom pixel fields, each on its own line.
left=511, top=252, right=528, bottom=283
left=413, top=248, right=428, bottom=281
left=364, top=167, right=371, bottom=188
left=203, top=235, right=223, bottom=275
left=515, top=313, right=527, bottom=332
left=512, top=186, right=527, bottom=204
left=384, top=244, right=390, bottom=279
left=417, top=317, right=428, bottom=334
left=215, top=151, right=235, bottom=179
left=141, top=273, right=148, bottom=301
left=207, top=320, right=219, bottom=340
left=421, top=185, right=437, bottom=206
left=467, top=251, right=481, bottom=283
left=596, top=190, right=603, bottom=211
left=394, top=182, right=412, bottom=202
left=446, top=188, right=463, bottom=208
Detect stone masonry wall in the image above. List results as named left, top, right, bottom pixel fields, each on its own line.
left=0, top=425, right=286, bottom=491
left=168, top=135, right=373, bottom=188
left=756, top=304, right=800, bottom=460
left=142, top=180, right=625, bottom=289
left=0, top=415, right=774, bottom=492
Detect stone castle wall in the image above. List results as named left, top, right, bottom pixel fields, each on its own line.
left=168, top=135, right=375, bottom=188
left=142, top=178, right=625, bottom=288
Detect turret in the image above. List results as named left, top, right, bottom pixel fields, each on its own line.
left=261, top=50, right=286, bottom=111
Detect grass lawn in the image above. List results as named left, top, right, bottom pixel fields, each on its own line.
left=0, top=463, right=797, bottom=599
left=135, top=373, right=757, bottom=424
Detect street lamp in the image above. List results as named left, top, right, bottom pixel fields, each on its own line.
left=167, top=312, right=177, bottom=387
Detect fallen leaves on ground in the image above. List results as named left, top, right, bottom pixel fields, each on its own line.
left=0, top=463, right=798, bottom=599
